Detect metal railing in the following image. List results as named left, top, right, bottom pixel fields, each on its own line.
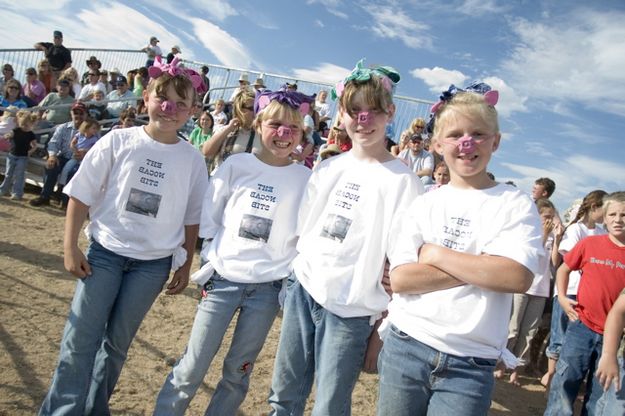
left=1, top=48, right=434, bottom=142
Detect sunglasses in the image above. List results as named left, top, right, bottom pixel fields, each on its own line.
left=7, top=86, right=19, bottom=90
left=241, top=105, right=254, bottom=112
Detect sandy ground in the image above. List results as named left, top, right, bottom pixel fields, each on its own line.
left=0, top=189, right=549, bottom=415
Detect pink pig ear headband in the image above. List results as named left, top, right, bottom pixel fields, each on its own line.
left=330, top=58, right=400, bottom=101
left=254, top=88, right=316, bottom=117
left=425, top=81, right=499, bottom=136
left=148, top=56, right=208, bottom=95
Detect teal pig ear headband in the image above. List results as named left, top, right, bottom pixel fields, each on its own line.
left=331, top=59, right=400, bottom=101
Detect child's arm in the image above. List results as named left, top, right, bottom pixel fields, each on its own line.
left=202, top=119, right=238, bottom=158
left=64, top=197, right=92, bottom=278
left=391, top=262, right=464, bottom=294
left=551, top=223, right=564, bottom=269
left=28, top=139, right=38, bottom=156
left=70, top=136, right=78, bottom=152
left=597, top=293, right=625, bottom=391
left=556, top=262, right=578, bottom=321
left=414, top=243, right=533, bottom=293
left=363, top=316, right=385, bottom=373
left=165, top=224, right=198, bottom=295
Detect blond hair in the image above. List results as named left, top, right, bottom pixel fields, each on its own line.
left=432, top=92, right=499, bottom=139
left=79, top=119, right=100, bottom=136
left=231, top=89, right=255, bottom=130
left=254, top=100, right=304, bottom=132
left=603, top=191, right=625, bottom=215
left=15, top=109, right=38, bottom=128
left=339, top=76, right=394, bottom=118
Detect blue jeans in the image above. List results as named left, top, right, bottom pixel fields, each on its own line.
left=544, top=319, right=604, bottom=416
left=154, top=273, right=282, bottom=416
left=58, top=158, right=80, bottom=186
left=268, top=275, right=373, bottom=416
left=377, top=324, right=496, bottom=416
left=0, top=154, right=28, bottom=197
left=595, top=356, right=625, bottom=416
left=546, top=295, right=577, bottom=359
left=40, top=156, right=68, bottom=199
left=39, top=240, right=172, bottom=416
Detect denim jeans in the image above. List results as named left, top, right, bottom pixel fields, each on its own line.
left=546, top=295, right=577, bottom=360
left=40, top=156, right=68, bottom=199
left=39, top=240, right=172, bottom=416
left=0, top=154, right=28, bottom=197
left=58, top=158, right=80, bottom=186
left=377, top=323, right=497, bottom=416
left=268, top=275, right=373, bottom=416
left=154, top=273, right=282, bottom=416
left=544, top=319, right=604, bottom=416
left=595, top=356, right=625, bottom=416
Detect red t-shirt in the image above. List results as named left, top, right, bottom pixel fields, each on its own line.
left=565, top=234, right=625, bottom=334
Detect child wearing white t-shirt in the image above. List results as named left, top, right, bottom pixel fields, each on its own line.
left=268, top=59, right=423, bottom=416
left=378, top=83, right=544, bottom=415
left=153, top=89, right=314, bottom=416
left=39, top=62, right=208, bottom=415
left=541, top=189, right=607, bottom=387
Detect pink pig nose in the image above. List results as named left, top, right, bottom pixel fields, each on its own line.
left=357, top=111, right=373, bottom=125
left=276, top=126, right=292, bottom=138
left=160, top=100, right=176, bottom=114
left=457, top=135, right=477, bottom=153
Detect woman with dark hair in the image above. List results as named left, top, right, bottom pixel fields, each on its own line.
left=1, top=79, right=28, bottom=110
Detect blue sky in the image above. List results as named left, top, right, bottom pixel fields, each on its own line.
left=1, top=0, right=624, bottom=211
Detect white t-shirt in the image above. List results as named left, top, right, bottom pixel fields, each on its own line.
left=78, top=82, right=106, bottom=101
left=200, top=153, right=311, bottom=283
left=557, top=222, right=606, bottom=295
left=386, top=183, right=544, bottom=359
left=398, top=148, right=434, bottom=177
left=64, top=126, right=208, bottom=260
left=303, top=114, right=315, bottom=143
left=293, top=152, right=424, bottom=318
left=527, top=234, right=553, bottom=297
left=211, top=110, right=228, bottom=125
left=315, top=100, right=330, bottom=119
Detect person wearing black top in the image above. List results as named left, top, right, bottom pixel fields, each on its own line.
left=34, top=30, right=72, bottom=84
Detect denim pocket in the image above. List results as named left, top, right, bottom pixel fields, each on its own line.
left=272, top=279, right=285, bottom=291
left=467, top=357, right=497, bottom=370
left=389, top=324, right=411, bottom=340
left=286, top=273, right=297, bottom=289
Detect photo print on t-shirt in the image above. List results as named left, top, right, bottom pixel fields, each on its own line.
left=320, top=213, right=351, bottom=243
left=125, top=188, right=161, bottom=218
left=239, top=214, right=273, bottom=242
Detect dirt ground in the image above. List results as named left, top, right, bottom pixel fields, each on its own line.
left=0, top=189, right=549, bottom=415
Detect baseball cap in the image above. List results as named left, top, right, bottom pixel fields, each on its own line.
left=53, top=30, right=63, bottom=38
left=71, top=101, right=87, bottom=113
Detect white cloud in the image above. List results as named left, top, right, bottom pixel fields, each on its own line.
left=411, top=67, right=469, bottom=93
left=189, top=17, right=253, bottom=68
left=0, top=0, right=70, bottom=11
left=307, top=0, right=348, bottom=19
left=499, top=155, right=625, bottom=210
left=315, top=19, right=325, bottom=28
left=482, top=76, right=527, bottom=118
left=291, top=62, right=351, bottom=85
left=502, top=9, right=625, bottom=116
left=361, top=4, right=432, bottom=49
left=458, top=0, right=508, bottom=15
left=188, top=0, right=238, bottom=21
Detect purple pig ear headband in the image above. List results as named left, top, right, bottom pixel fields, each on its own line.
left=331, top=58, right=400, bottom=101
left=148, top=56, right=208, bottom=95
left=430, top=82, right=499, bottom=114
left=254, top=88, right=316, bottom=117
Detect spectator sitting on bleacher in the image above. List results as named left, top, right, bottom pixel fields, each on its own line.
left=87, top=90, right=109, bottom=121
left=81, top=56, right=102, bottom=86
left=61, top=67, right=81, bottom=98
left=211, top=98, right=228, bottom=126
left=106, top=76, right=136, bottom=118
left=34, top=30, right=72, bottom=85
left=23, top=67, right=47, bottom=105
left=99, top=70, right=112, bottom=94
left=37, top=60, right=54, bottom=95
left=78, top=69, right=106, bottom=101
left=30, top=101, right=88, bottom=207
left=1, top=79, right=28, bottom=110
left=38, top=78, right=74, bottom=127
left=0, top=64, right=15, bottom=93
left=111, top=108, right=136, bottom=130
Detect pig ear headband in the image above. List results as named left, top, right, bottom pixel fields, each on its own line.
left=331, top=58, right=400, bottom=101
left=254, top=88, right=316, bottom=117
left=148, top=56, right=208, bottom=95
left=430, top=81, right=499, bottom=114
